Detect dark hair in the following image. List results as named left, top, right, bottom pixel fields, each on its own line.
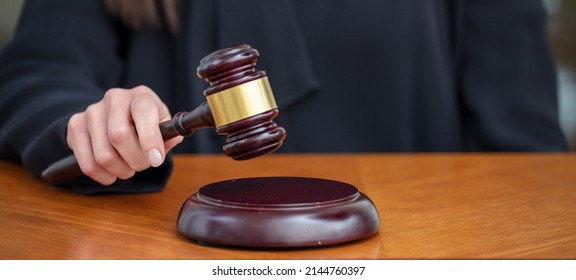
left=104, top=0, right=179, bottom=33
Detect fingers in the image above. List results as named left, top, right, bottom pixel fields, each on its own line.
left=165, top=136, right=184, bottom=152
left=106, top=88, right=150, bottom=171
left=130, top=86, right=171, bottom=167
left=67, top=112, right=119, bottom=185
left=66, top=85, right=180, bottom=185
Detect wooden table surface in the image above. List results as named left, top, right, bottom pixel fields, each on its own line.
left=1, top=153, right=575, bottom=259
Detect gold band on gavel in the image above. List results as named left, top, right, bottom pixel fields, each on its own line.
left=206, top=77, right=277, bottom=127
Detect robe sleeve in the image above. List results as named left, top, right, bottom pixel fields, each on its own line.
left=459, top=0, right=568, bottom=150
left=0, top=0, right=171, bottom=194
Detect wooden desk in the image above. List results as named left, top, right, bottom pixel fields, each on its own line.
left=1, top=153, right=575, bottom=259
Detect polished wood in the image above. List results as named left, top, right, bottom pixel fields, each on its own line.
left=218, top=108, right=285, bottom=160
left=41, top=44, right=286, bottom=184
left=202, top=45, right=285, bottom=160
left=2, top=153, right=576, bottom=259
left=178, top=177, right=380, bottom=247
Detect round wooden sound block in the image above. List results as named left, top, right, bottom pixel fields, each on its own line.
left=177, top=177, right=380, bottom=248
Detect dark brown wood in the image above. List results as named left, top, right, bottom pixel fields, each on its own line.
left=158, top=102, right=214, bottom=139
left=177, top=177, right=380, bottom=247
left=197, top=44, right=264, bottom=95
left=41, top=44, right=285, bottom=183
left=198, top=44, right=286, bottom=160
left=217, top=109, right=285, bottom=160
left=2, top=153, right=576, bottom=259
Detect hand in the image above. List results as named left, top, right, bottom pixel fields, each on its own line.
left=66, top=85, right=183, bottom=185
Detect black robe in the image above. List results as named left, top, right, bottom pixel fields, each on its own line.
left=0, top=0, right=568, bottom=194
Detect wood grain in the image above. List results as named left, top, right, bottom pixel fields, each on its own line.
left=1, top=153, right=575, bottom=259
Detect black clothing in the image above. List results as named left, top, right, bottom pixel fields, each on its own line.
left=0, top=0, right=568, bottom=194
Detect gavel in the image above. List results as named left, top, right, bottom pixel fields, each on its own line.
left=41, top=44, right=286, bottom=184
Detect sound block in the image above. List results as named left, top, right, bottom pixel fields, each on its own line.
left=177, top=177, right=380, bottom=248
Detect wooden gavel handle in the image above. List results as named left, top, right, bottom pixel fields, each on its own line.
left=41, top=102, right=214, bottom=184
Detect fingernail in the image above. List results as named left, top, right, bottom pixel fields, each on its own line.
left=148, top=148, right=163, bottom=167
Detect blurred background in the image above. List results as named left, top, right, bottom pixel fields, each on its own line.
left=546, top=0, right=576, bottom=150
left=1, top=0, right=574, bottom=150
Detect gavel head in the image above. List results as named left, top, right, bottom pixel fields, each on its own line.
left=197, top=44, right=286, bottom=160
